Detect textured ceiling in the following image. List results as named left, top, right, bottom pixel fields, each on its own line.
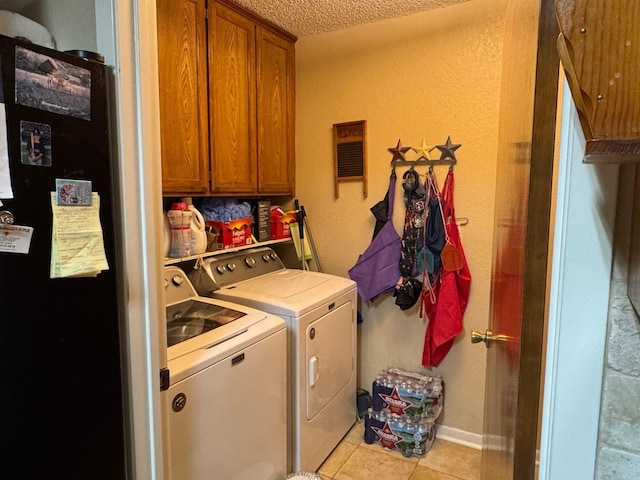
left=234, top=0, right=471, bottom=37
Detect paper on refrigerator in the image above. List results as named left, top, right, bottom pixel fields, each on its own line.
left=50, top=192, right=109, bottom=278
left=0, top=53, right=13, bottom=198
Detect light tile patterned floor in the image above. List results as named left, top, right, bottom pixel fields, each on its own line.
left=315, top=422, right=481, bottom=480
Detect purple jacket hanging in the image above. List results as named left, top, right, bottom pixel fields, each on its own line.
left=348, top=173, right=402, bottom=302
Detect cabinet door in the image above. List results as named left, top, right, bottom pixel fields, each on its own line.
left=209, top=2, right=257, bottom=194
left=157, top=0, right=209, bottom=194
left=256, top=27, right=296, bottom=195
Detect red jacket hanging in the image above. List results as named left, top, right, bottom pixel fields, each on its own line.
left=422, top=169, right=471, bottom=367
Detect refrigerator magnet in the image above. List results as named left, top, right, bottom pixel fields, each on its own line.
left=15, top=46, right=92, bottom=121
left=0, top=224, right=34, bottom=254
left=20, top=120, right=51, bottom=167
left=55, top=178, right=92, bottom=206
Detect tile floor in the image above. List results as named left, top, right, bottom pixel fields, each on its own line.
left=315, top=421, right=481, bottom=480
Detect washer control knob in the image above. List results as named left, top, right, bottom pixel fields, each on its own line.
left=262, top=254, right=270, bottom=262
left=216, top=265, right=226, bottom=274
left=172, top=275, right=183, bottom=286
left=245, top=256, right=256, bottom=268
left=227, top=263, right=236, bottom=272
left=269, top=253, right=278, bottom=261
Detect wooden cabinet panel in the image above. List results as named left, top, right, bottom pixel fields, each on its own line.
left=256, top=27, right=295, bottom=195
left=556, top=0, right=640, bottom=163
left=158, top=0, right=296, bottom=196
left=157, top=0, right=209, bottom=194
left=209, top=3, right=257, bottom=194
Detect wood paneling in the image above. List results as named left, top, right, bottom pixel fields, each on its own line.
left=209, top=2, right=257, bottom=194
left=158, top=0, right=296, bottom=197
left=556, top=0, right=640, bottom=163
left=157, top=0, right=209, bottom=194
left=256, top=26, right=295, bottom=195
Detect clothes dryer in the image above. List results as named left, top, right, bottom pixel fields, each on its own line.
left=198, top=247, right=357, bottom=473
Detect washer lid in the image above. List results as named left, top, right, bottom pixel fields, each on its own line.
left=166, top=297, right=268, bottom=362
left=166, top=299, right=247, bottom=347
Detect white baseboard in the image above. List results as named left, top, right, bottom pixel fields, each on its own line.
left=436, top=424, right=483, bottom=450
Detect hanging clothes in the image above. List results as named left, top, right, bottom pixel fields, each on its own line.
left=395, top=168, right=425, bottom=310
left=423, top=170, right=446, bottom=279
left=421, top=169, right=471, bottom=367
left=348, top=173, right=403, bottom=302
left=420, top=169, right=445, bottom=315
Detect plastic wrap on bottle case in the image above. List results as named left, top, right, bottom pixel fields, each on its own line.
left=364, top=368, right=444, bottom=458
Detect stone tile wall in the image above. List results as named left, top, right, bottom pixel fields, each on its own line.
left=595, top=165, right=640, bottom=480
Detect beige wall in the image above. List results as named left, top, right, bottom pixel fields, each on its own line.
left=295, top=0, right=507, bottom=436
left=22, top=0, right=96, bottom=52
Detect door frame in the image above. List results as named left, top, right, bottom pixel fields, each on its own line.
left=538, top=79, right=619, bottom=479
left=96, top=1, right=166, bottom=479
left=97, top=1, right=622, bottom=480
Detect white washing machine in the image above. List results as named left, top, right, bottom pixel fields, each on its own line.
left=163, top=266, right=287, bottom=480
left=198, top=247, right=357, bottom=473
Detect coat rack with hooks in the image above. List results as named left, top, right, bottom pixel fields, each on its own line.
left=386, top=136, right=468, bottom=226
left=388, top=136, right=460, bottom=170
left=392, top=157, right=457, bottom=169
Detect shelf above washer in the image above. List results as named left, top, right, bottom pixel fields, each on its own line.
left=164, top=238, right=293, bottom=266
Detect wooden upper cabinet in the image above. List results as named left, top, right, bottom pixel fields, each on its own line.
left=209, top=2, right=257, bottom=194
left=157, top=0, right=209, bottom=194
left=210, top=1, right=296, bottom=195
left=157, top=0, right=296, bottom=196
left=256, top=27, right=295, bottom=195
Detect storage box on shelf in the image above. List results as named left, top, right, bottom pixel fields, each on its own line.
left=254, top=200, right=271, bottom=242
left=205, top=216, right=253, bottom=250
left=270, top=210, right=296, bottom=239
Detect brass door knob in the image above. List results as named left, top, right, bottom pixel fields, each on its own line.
left=470, top=329, right=511, bottom=347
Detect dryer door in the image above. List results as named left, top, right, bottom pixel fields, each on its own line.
left=305, top=301, right=354, bottom=420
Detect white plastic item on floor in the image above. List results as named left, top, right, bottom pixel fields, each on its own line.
left=287, top=473, right=321, bottom=480
left=0, top=11, right=55, bottom=48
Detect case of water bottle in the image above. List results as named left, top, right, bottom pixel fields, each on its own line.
left=364, top=368, right=444, bottom=458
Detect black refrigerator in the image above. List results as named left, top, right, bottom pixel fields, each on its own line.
left=0, top=35, right=126, bottom=478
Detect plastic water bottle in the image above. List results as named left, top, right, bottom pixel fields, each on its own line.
left=167, top=202, right=193, bottom=258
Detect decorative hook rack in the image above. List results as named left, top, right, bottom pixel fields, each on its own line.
left=391, top=157, right=457, bottom=168
left=388, top=136, right=461, bottom=171
left=386, top=137, right=469, bottom=227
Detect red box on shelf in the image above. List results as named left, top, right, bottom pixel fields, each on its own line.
left=270, top=211, right=297, bottom=239
left=205, top=216, right=253, bottom=249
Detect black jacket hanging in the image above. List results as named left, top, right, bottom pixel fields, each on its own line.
left=394, top=168, right=425, bottom=310
left=424, top=172, right=446, bottom=280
